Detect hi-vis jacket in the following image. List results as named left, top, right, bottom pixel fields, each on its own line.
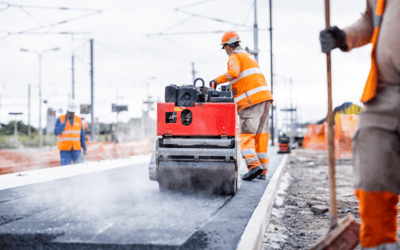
left=360, top=0, right=386, bottom=103
left=343, top=0, right=400, bottom=103
left=216, top=47, right=273, bottom=112
left=57, top=114, right=82, bottom=151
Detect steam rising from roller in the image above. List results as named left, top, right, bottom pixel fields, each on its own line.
left=149, top=78, right=241, bottom=195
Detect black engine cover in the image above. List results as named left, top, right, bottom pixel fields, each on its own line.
left=177, top=86, right=197, bottom=107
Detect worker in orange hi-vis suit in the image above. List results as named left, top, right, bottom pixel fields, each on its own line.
left=210, top=31, right=273, bottom=181
left=320, top=0, right=400, bottom=249
left=54, top=100, right=87, bottom=165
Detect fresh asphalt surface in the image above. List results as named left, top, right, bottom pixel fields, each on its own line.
left=0, top=146, right=283, bottom=250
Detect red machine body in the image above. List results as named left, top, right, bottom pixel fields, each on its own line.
left=279, top=143, right=289, bottom=152
left=157, top=103, right=237, bottom=137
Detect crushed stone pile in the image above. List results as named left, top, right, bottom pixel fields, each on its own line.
left=262, top=149, right=400, bottom=250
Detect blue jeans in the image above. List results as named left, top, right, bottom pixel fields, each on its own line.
left=60, top=150, right=84, bottom=166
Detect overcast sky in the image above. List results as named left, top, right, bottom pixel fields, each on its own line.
left=0, top=0, right=370, bottom=131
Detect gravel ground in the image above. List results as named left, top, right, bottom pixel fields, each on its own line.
left=262, top=149, right=400, bottom=250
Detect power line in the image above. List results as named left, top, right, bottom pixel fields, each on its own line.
left=175, top=0, right=217, bottom=10
left=114, top=1, right=215, bottom=69
left=116, top=1, right=158, bottom=33
left=0, top=2, right=8, bottom=12
left=145, top=28, right=268, bottom=37
left=0, top=3, right=101, bottom=40
left=174, top=9, right=252, bottom=28
left=16, top=10, right=102, bottom=35
left=242, top=2, right=254, bottom=26
left=159, top=16, right=194, bottom=34
left=7, top=31, right=90, bottom=35
left=0, top=2, right=99, bottom=12
left=18, top=7, right=42, bottom=25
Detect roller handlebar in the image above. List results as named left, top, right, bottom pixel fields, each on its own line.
left=193, top=78, right=205, bottom=87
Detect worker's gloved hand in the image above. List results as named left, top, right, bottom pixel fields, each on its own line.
left=83, top=148, right=87, bottom=156
left=65, top=113, right=71, bottom=122
left=209, top=80, right=217, bottom=89
left=319, top=26, right=348, bottom=54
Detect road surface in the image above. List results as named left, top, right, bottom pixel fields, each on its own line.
left=0, top=146, right=283, bottom=250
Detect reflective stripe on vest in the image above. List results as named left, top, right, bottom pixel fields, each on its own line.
left=360, top=0, right=386, bottom=103
left=57, top=138, right=80, bottom=141
left=230, top=67, right=264, bottom=85
left=235, top=86, right=270, bottom=103
left=61, top=130, right=81, bottom=135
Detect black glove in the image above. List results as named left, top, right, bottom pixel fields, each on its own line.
left=83, top=148, right=87, bottom=156
left=209, top=80, right=217, bottom=89
left=319, top=26, right=348, bottom=54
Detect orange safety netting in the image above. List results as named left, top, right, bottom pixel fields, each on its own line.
left=302, top=122, right=328, bottom=151
left=0, top=139, right=152, bottom=175
left=334, top=114, right=358, bottom=159
left=303, top=114, right=358, bottom=159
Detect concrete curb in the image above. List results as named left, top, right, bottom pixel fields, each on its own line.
left=237, top=154, right=289, bottom=250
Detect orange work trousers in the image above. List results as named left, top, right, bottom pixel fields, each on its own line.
left=239, top=101, right=272, bottom=175
left=355, top=189, right=398, bottom=249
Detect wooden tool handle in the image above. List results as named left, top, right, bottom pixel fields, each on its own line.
left=325, top=0, right=338, bottom=228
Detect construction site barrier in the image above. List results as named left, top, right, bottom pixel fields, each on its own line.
left=302, top=114, right=358, bottom=159
left=302, top=122, right=328, bottom=151
left=0, top=139, right=152, bottom=175
left=334, top=114, right=358, bottom=159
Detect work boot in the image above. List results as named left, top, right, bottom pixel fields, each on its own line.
left=256, top=174, right=266, bottom=180
left=242, top=166, right=263, bottom=181
left=257, top=169, right=268, bottom=180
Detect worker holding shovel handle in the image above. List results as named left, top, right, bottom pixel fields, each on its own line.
left=319, top=0, right=400, bottom=249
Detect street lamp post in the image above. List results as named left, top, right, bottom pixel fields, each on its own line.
left=139, top=77, right=156, bottom=140
left=20, top=47, right=59, bottom=148
left=141, top=76, right=156, bottom=100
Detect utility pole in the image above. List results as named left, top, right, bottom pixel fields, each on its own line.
left=90, top=39, right=94, bottom=141
left=269, top=0, right=274, bottom=146
left=28, top=84, right=31, bottom=137
left=39, top=53, right=42, bottom=147
left=116, top=89, right=119, bottom=132
left=290, top=78, right=294, bottom=147
left=72, top=55, right=75, bottom=99
left=254, top=0, right=259, bottom=62
left=191, top=62, right=196, bottom=82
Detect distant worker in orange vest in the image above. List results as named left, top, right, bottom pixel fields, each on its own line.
left=54, top=100, right=87, bottom=166
left=320, top=1, right=400, bottom=249
left=210, top=31, right=274, bottom=181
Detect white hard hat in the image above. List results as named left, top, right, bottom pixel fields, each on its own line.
left=67, top=100, right=78, bottom=113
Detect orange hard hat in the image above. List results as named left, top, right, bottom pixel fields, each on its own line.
left=221, top=31, right=241, bottom=47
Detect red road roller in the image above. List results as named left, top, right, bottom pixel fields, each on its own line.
left=149, top=78, right=240, bottom=195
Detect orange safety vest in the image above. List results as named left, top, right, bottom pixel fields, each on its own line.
left=216, top=49, right=273, bottom=112
left=57, top=114, right=82, bottom=151
left=360, top=0, right=386, bottom=103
